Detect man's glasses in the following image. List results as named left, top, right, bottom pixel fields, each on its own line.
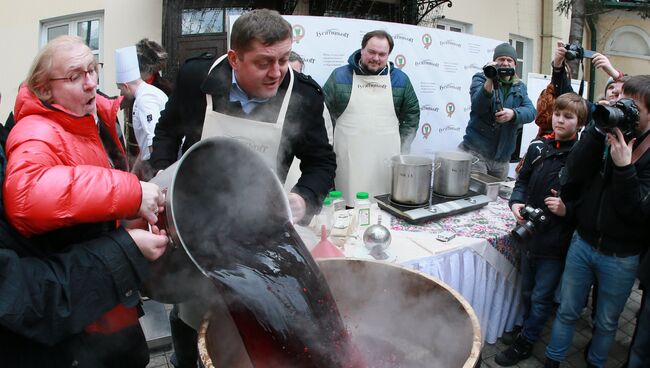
left=50, top=62, right=103, bottom=84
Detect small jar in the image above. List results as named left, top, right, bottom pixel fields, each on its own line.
left=329, top=190, right=346, bottom=212
left=355, top=192, right=371, bottom=228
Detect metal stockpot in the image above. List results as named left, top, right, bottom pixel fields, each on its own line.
left=433, top=151, right=474, bottom=197
left=142, top=137, right=292, bottom=304
left=390, top=155, right=433, bottom=205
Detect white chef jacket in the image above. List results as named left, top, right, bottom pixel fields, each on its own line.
left=133, top=82, right=168, bottom=160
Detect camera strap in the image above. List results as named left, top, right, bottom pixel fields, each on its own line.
left=577, top=60, right=586, bottom=97
left=632, top=134, right=650, bottom=164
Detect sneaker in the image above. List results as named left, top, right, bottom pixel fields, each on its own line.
left=494, top=334, right=533, bottom=366
left=501, top=325, right=522, bottom=345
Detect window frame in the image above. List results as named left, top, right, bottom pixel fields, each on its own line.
left=435, top=19, right=472, bottom=34
left=508, top=34, right=533, bottom=82
left=605, top=25, right=650, bottom=60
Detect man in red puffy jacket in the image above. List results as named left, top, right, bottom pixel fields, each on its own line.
left=3, top=35, right=166, bottom=367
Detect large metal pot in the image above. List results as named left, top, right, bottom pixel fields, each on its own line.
left=390, top=155, right=433, bottom=205
left=142, top=137, right=291, bottom=303
left=433, top=151, right=473, bottom=197
left=198, top=259, right=482, bottom=368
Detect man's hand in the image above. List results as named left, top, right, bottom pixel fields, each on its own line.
left=127, top=228, right=168, bottom=261
left=553, top=41, right=566, bottom=69
left=591, top=53, right=618, bottom=78
left=511, top=203, right=525, bottom=224
left=137, top=182, right=165, bottom=224
left=483, top=61, right=497, bottom=93
left=495, top=108, right=515, bottom=123
left=608, top=128, right=635, bottom=167
left=288, top=193, right=306, bottom=223
left=544, top=189, right=566, bottom=217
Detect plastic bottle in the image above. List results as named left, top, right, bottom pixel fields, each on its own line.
left=355, top=192, right=371, bottom=229
left=329, top=191, right=346, bottom=211
left=318, top=197, right=334, bottom=235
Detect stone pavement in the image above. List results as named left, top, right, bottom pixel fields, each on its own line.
left=146, top=284, right=643, bottom=368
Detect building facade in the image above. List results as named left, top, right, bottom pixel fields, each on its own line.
left=1, top=0, right=648, bottom=124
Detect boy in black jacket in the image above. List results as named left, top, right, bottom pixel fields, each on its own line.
left=545, top=76, right=650, bottom=368
left=496, top=93, right=587, bottom=366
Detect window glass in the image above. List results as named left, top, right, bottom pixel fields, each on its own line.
left=450, top=27, right=462, bottom=33
left=47, top=25, right=69, bottom=42
left=182, top=8, right=223, bottom=34
left=77, top=20, right=100, bottom=50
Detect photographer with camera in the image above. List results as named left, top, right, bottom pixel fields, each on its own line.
left=495, top=93, right=587, bottom=367
left=543, top=75, right=650, bottom=368
left=459, top=43, right=536, bottom=180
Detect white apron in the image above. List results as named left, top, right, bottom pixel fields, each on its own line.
left=200, top=54, right=294, bottom=171
left=179, top=54, right=295, bottom=329
left=334, top=66, right=401, bottom=205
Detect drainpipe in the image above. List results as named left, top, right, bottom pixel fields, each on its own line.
left=588, top=16, right=597, bottom=102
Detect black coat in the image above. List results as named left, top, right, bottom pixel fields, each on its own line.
left=0, top=123, right=150, bottom=367
left=150, top=53, right=336, bottom=220
left=561, top=126, right=650, bottom=256
left=510, top=136, right=576, bottom=258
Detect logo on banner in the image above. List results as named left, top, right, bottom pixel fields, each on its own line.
left=393, top=33, right=414, bottom=43
left=464, top=63, right=482, bottom=71
left=316, top=29, right=350, bottom=38
left=414, top=59, right=439, bottom=68
left=446, top=102, right=456, bottom=117
left=440, top=40, right=462, bottom=48
left=439, top=83, right=462, bottom=92
left=420, top=104, right=439, bottom=112
left=439, top=125, right=461, bottom=133
left=421, top=123, right=432, bottom=139
left=394, top=54, right=407, bottom=69
left=422, top=34, right=432, bottom=49
left=292, top=25, right=305, bottom=43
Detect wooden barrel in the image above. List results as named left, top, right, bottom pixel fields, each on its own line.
left=198, top=258, right=482, bottom=368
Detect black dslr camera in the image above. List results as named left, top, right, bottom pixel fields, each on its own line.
left=593, top=97, right=640, bottom=140
left=564, top=43, right=596, bottom=60
left=483, top=64, right=516, bottom=80
left=511, top=206, right=549, bottom=243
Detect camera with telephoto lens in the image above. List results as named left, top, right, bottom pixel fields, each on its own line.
left=564, top=43, right=596, bottom=60
left=511, top=206, right=549, bottom=243
left=483, top=64, right=516, bottom=80
left=593, top=97, right=640, bottom=140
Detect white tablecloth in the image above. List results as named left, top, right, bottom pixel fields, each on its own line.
left=322, top=201, right=523, bottom=344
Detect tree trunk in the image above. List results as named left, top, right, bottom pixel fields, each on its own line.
left=567, top=0, right=586, bottom=79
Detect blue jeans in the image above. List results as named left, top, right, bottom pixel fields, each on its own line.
left=519, top=254, right=565, bottom=342
left=545, top=232, right=639, bottom=367
left=628, top=289, right=650, bottom=368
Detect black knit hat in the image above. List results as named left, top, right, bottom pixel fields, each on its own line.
left=493, top=43, right=517, bottom=63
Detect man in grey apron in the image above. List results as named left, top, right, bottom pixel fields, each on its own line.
left=323, top=30, right=420, bottom=205
left=149, top=9, right=335, bottom=368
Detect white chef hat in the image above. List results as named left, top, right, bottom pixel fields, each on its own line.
left=115, top=46, right=140, bottom=83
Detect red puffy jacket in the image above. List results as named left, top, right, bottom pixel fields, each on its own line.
left=4, top=85, right=142, bottom=237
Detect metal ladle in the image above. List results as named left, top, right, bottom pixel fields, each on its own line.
left=363, top=215, right=391, bottom=260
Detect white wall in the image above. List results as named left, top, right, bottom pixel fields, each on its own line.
left=0, top=0, right=162, bottom=123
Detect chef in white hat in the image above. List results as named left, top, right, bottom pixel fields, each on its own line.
left=115, top=45, right=168, bottom=161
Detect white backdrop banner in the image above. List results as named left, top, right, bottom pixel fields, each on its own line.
left=230, top=15, right=506, bottom=159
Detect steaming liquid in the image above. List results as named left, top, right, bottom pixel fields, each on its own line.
left=197, top=223, right=365, bottom=368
